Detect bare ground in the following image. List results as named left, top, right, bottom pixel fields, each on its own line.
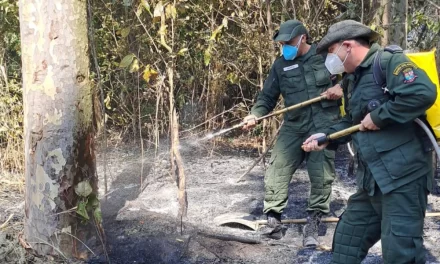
left=88, top=138, right=440, bottom=264
left=1, top=138, right=440, bottom=264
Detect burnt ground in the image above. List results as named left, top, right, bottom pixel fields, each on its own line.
left=1, top=138, right=440, bottom=264
left=89, top=138, right=440, bottom=264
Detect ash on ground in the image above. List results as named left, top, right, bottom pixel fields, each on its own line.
left=87, top=140, right=440, bottom=264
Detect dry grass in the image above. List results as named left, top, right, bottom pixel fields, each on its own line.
left=0, top=140, right=24, bottom=176
left=0, top=171, right=24, bottom=194
left=0, top=76, right=24, bottom=176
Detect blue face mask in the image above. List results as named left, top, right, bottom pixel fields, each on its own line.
left=282, top=35, right=303, bottom=61
left=282, top=45, right=298, bottom=60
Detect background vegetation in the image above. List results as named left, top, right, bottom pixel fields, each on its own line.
left=1, top=0, right=439, bottom=174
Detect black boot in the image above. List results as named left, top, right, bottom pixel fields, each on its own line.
left=267, top=211, right=281, bottom=228
left=303, top=211, right=321, bottom=248
left=260, top=211, right=286, bottom=240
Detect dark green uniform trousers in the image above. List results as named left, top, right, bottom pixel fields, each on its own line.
left=263, top=124, right=336, bottom=215
left=331, top=175, right=429, bottom=264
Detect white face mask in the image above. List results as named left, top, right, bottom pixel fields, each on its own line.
left=325, top=43, right=349, bottom=75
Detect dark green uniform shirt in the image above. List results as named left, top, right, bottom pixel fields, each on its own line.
left=327, top=43, right=437, bottom=195
left=251, top=44, right=340, bottom=133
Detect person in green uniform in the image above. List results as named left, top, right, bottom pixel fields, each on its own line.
left=243, top=20, right=343, bottom=246
left=302, top=20, right=437, bottom=263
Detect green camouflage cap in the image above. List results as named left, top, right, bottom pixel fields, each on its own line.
left=316, top=20, right=380, bottom=53
left=273, top=20, right=309, bottom=42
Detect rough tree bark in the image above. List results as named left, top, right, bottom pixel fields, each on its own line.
left=19, top=0, right=103, bottom=259
left=381, top=0, right=392, bottom=46
left=390, top=0, right=408, bottom=49
left=380, top=0, right=408, bottom=48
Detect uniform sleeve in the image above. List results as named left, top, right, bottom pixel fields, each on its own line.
left=323, top=116, right=353, bottom=148
left=370, top=53, right=437, bottom=128
left=250, top=64, right=280, bottom=117
left=323, top=79, right=354, bottom=147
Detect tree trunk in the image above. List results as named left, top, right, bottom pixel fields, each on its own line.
left=168, top=66, right=187, bottom=220
left=381, top=0, right=392, bottom=46
left=166, top=0, right=187, bottom=221
left=19, top=0, right=103, bottom=259
left=390, top=0, right=408, bottom=49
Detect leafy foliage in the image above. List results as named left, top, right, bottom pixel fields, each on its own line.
left=0, top=0, right=439, bottom=173
left=0, top=0, right=22, bottom=173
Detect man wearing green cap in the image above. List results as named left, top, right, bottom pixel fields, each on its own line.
left=302, top=20, right=436, bottom=263
left=243, top=20, right=343, bottom=246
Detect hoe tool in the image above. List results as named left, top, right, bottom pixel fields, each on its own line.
left=215, top=212, right=440, bottom=231
left=202, top=95, right=327, bottom=141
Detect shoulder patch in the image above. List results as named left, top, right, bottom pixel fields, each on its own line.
left=402, top=68, right=417, bottom=83
left=393, top=62, right=417, bottom=75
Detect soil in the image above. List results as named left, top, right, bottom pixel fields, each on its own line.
left=1, top=138, right=440, bottom=264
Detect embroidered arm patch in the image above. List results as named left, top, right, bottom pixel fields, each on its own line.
left=393, top=62, right=417, bottom=75
left=401, top=67, right=417, bottom=83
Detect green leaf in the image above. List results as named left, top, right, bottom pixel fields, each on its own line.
left=121, top=27, right=131, bottom=38
left=104, top=93, right=112, bottom=110
left=165, top=4, right=177, bottom=20
left=119, top=54, right=135, bottom=68
left=143, top=65, right=159, bottom=82
left=75, top=181, right=93, bottom=197
left=142, top=0, right=151, bottom=14
left=129, top=59, right=140, bottom=73
left=210, top=25, right=223, bottom=41
left=76, top=200, right=89, bottom=220
left=136, top=3, right=143, bottom=16
left=87, top=194, right=100, bottom=208
left=94, top=207, right=102, bottom=224
left=137, top=0, right=152, bottom=16
left=153, top=1, right=163, bottom=23
left=227, top=72, right=239, bottom=84
left=204, top=48, right=211, bottom=66
left=177, top=48, right=188, bottom=56
left=222, top=17, right=228, bottom=28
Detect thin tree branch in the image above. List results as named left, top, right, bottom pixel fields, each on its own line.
left=427, top=0, right=440, bottom=10
left=236, top=121, right=283, bottom=183
left=361, top=0, right=364, bottom=24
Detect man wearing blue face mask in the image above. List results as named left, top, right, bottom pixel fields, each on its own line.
left=243, top=20, right=343, bottom=246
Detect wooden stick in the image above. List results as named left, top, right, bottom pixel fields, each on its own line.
left=328, top=124, right=361, bottom=140
left=257, top=212, right=440, bottom=226
left=203, top=96, right=326, bottom=141
left=255, top=96, right=326, bottom=122
left=0, top=214, right=14, bottom=229
left=198, top=231, right=261, bottom=244
left=256, top=217, right=340, bottom=226
left=304, top=124, right=362, bottom=148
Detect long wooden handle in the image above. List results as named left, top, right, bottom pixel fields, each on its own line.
left=256, top=217, right=339, bottom=225
left=256, top=212, right=440, bottom=225
left=327, top=124, right=361, bottom=140
left=255, top=95, right=327, bottom=122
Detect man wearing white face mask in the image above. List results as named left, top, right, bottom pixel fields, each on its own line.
left=242, top=20, right=343, bottom=246
left=303, top=20, right=436, bottom=263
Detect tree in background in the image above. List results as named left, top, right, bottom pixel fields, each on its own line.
left=19, top=0, right=103, bottom=259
